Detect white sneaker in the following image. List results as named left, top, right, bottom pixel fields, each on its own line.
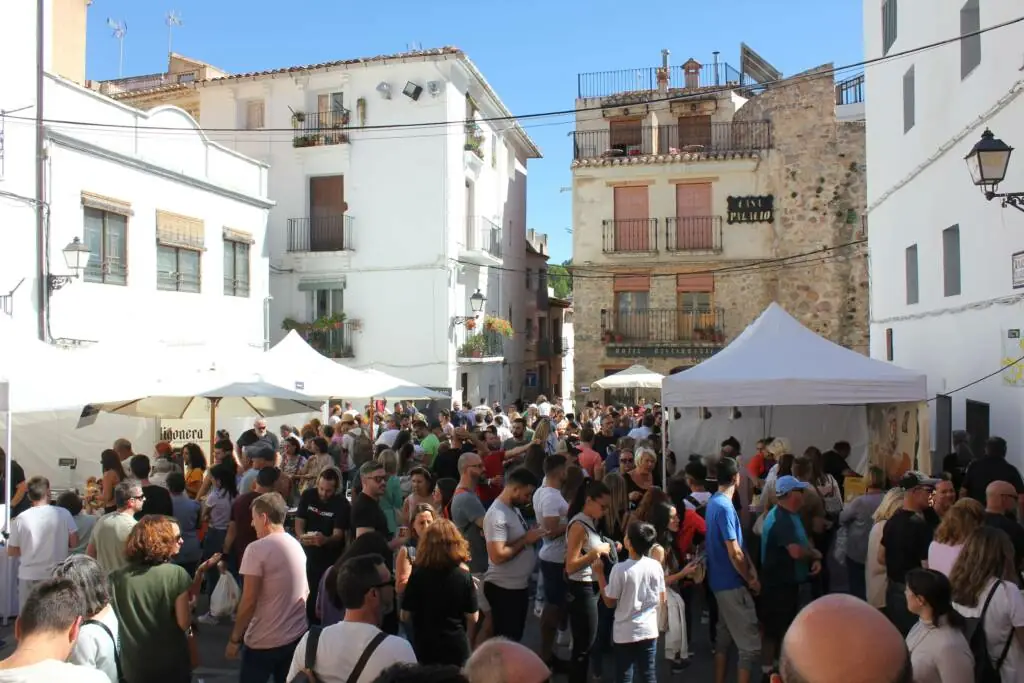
left=197, top=612, right=219, bottom=625
left=556, top=629, right=571, bottom=647
left=533, top=600, right=544, bottom=617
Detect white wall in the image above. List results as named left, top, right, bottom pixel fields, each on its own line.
left=864, top=0, right=1024, bottom=461
left=562, top=311, right=575, bottom=413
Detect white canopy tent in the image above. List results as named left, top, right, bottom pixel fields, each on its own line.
left=661, top=303, right=928, bottom=478
left=591, top=365, right=665, bottom=391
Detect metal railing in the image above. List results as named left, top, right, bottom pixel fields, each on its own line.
left=465, top=216, right=503, bottom=259
left=538, top=337, right=566, bottom=357
left=573, top=121, right=772, bottom=160
left=604, top=308, right=726, bottom=343
left=458, top=331, right=505, bottom=359
left=835, top=73, right=865, bottom=105
left=99, top=69, right=201, bottom=95
left=293, top=110, right=351, bottom=147
left=577, top=62, right=747, bottom=99
left=306, top=324, right=355, bottom=359
left=665, top=216, right=723, bottom=252
left=286, top=215, right=354, bottom=253
left=601, top=218, right=659, bottom=253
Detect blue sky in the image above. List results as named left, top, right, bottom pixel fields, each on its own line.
left=85, top=0, right=864, bottom=263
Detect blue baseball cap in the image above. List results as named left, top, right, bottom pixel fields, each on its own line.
left=776, top=475, right=810, bottom=497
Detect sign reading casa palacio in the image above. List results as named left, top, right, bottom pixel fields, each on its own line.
left=727, top=195, right=775, bottom=224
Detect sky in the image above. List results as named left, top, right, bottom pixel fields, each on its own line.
left=84, top=0, right=865, bottom=264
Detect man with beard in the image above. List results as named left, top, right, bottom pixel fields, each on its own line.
left=295, top=468, right=350, bottom=622
left=475, top=431, right=533, bottom=506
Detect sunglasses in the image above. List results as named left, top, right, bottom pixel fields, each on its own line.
left=367, top=475, right=387, bottom=483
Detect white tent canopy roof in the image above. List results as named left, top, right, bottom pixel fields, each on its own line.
left=661, top=303, right=928, bottom=407
left=592, top=365, right=665, bottom=390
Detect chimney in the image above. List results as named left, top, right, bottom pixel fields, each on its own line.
left=657, top=49, right=671, bottom=93
left=712, top=51, right=721, bottom=86
left=50, top=0, right=90, bottom=84
left=683, top=58, right=703, bottom=90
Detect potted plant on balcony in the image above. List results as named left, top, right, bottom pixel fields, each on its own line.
left=459, top=334, right=488, bottom=358
left=482, top=315, right=513, bottom=338
left=711, top=327, right=725, bottom=343
left=312, top=313, right=346, bottom=331
left=601, top=329, right=614, bottom=343
left=466, top=318, right=477, bottom=331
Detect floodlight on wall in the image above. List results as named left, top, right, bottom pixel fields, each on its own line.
left=729, top=407, right=742, bottom=420
left=376, top=82, right=392, bottom=99
left=403, top=81, right=423, bottom=101
left=427, top=81, right=441, bottom=98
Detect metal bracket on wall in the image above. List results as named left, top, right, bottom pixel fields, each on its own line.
left=0, top=278, right=25, bottom=317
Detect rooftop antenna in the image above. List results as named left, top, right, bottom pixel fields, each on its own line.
left=166, top=11, right=182, bottom=59
left=106, top=18, right=127, bottom=78
left=406, top=41, right=422, bottom=51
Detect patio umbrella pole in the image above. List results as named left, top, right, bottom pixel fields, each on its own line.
left=3, top=406, right=11, bottom=538
left=209, top=397, right=221, bottom=456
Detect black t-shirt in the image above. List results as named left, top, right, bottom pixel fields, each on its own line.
left=881, top=509, right=933, bottom=583
left=432, top=450, right=460, bottom=482
left=761, top=508, right=803, bottom=587
left=822, top=450, right=848, bottom=497
left=402, top=565, right=479, bottom=666
left=593, top=433, right=617, bottom=460
left=350, top=493, right=390, bottom=539
left=962, top=457, right=1024, bottom=504
left=237, top=429, right=280, bottom=453
left=2, top=461, right=30, bottom=518
left=297, top=489, right=351, bottom=567
left=136, top=484, right=174, bottom=520
left=984, top=512, right=1024, bottom=576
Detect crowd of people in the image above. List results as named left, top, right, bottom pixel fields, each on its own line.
left=0, top=400, right=1023, bottom=683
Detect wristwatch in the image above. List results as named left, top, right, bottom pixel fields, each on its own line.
left=229, top=636, right=242, bottom=645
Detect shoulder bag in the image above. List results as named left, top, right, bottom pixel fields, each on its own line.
left=82, top=618, right=126, bottom=683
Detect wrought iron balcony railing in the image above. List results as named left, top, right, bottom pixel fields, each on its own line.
left=603, top=308, right=726, bottom=343
left=99, top=69, right=201, bottom=95
left=577, top=62, right=748, bottom=99
left=293, top=110, right=351, bottom=147
left=602, top=218, right=658, bottom=254
left=458, top=331, right=505, bottom=359
left=665, top=216, right=723, bottom=252
left=286, top=215, right=354, bottom=253
left=835, top=73, right=865, bottom=105
left=572, top=121, right=772, bottom=160
left=306, top=324, right=355, bottom=359
left=465, top=216, right=503, bottom=259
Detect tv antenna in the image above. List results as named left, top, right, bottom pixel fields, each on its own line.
left=406, top=41, right=422, bottom=51
left=106, top=18, right=127, bottom=78
left=166, top=11, right=183, bottom=58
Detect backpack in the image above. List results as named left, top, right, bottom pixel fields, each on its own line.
left=685, top=495, right=708, bottom=518
left=289, top=626, right=322, bottom=683
left=964, top=581, right=1014, bottom=683
left=351, top=429, right=374, bottom=469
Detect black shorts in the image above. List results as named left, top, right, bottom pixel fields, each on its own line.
left=757, top=583, right=800, bottom=640
left=540, top=560, right=568, bottom=607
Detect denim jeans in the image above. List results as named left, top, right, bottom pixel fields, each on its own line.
left=484, top=582, right=529, bottom=641
left=614, top=637, right=657, bottom=683
left=239, top=637, right=301, bottom=683
left=845, top=558, right=867, bottom=601
left=566, top=580, right=599, bottom=683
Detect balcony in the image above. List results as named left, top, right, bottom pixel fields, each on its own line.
left=603, top=308, right=726, bottom=344
left=602, top=218, right=659, bottom=254
left=835, top=73, right=864, bottom=105
left=286, top=216, right=354, bottom=253
left=572, top=121, right=772, bottom=162
left=461, top=216, right=503, bottom=265
left=292, top=110, right=351, bottom=148
left=665, top=216, right=723, bottom=253
left=538, top=337, right=567, bottom=357
left=457, top=331, right=505, bottom=362
left=98, top=69, right=201, bottom=96
left=577, top=62, right=748, bottom=99
left=306, top=324, right=356, bottom=359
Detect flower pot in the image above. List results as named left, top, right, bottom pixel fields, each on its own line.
left=471, top=350, right=483, bottom=358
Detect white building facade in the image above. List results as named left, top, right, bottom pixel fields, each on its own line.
left=864, top=0, right=1024, bottom=461
left=0, top=0, right=272, bottom=348
left=186, top=48, right=540, bottom=405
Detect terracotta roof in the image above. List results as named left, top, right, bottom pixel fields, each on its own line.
left=206, top=46, right=463, bottom=82
left=109, top=83, right=192, bottom=100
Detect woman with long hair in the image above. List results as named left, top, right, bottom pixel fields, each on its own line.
left=950, top=526, right=1024, bottom=680
left=649, top=501, right=700, bottom=672
left=181, top=443, right=207, bottom=499
left=199, top=463, right=236, bottom=610
left=402, top=467, right=435, bottom=524
left=928, top=498, right=984, bottom=576
left=599, top=473, right=630, bottom=546
left=100, top=449, right=126, bottom=514
left=904, top=568, right=974, bottom=682
left=396, top=503, right=436, bottom=594
left=433, top=477, right=458, bottom=520
left=867, top=488, right=905, bottom=610
left=401, top=518, right=479, bottom=666
left=563, top=480, right=613, bottom=683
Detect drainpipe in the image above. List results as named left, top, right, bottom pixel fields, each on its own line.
left=35, top=0, right=47, bottom=341
left=263, top=295, right=273, bottom=350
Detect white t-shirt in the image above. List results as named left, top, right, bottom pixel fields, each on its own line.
left=375, top=429, right=400, bottom=449
left=533, top=485, right=569, bottom=563
left=627, top=426, right=652, bottom=441
left=683, top=491, right=712, bottom=511
left=604, top=555, right=665, bottom=644
left=287, top=621, right=416, bottom=683
left=954, top=578, right=1024, bottom=681
left=71, top=607, right=120, bottom=683
left=9, top=505, right=77, bottom=580
left=0, top=660, right=110, bottom=683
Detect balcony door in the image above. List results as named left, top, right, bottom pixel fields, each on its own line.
left=613, top=185, right=650, bottom=252
left=677, top=115, right=712, bottom=149
left=676, top=273, right=714, bottom=341
left=609, top=118, right=643, bottom=155
left=309, top=175, right=345, bottom=251
left=311, top=287, right=346, bottom=355
left=676, top=183, right=713, bottom=250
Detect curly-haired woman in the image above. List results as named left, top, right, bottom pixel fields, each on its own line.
left=108, top=516, right=220, bottom=683
left=400, top=517, right=479, bottom=666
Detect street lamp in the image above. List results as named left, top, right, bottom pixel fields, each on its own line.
left=965, top=129, right=1024, bottom=213
left=48, top=237, right=90, bottom=292
left=452, top=289, right=486, bottom=327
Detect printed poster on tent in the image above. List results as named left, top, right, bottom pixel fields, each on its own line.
left=1001, top=329, right=1024, bottom=387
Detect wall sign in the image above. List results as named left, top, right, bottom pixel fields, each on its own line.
left=1012, top=251, right=1024, bottom=289
left=606, top=344, right=721, bottom=360
left=727, top=195, right=775, bottom=224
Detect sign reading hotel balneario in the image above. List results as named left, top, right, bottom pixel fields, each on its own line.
left=727, top=195, right=775, bottom=224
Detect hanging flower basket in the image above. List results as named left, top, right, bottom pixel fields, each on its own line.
left=466, top=318, right=477, bottom=330
left=483, top=315, right=513, bottom=338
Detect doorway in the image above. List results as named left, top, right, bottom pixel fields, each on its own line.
left=309, top=175, right=346, bottom=251
left=964, top=399, right=990, bottom=459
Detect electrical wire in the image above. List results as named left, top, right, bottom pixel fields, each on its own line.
left=927, top=354, right=1024, bottom=401
left=2, top=15, right=1021, bottom=136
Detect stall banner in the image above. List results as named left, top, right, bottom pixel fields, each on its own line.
left=866, top=401, right=931, bottom=484
left=1001, top=329, right=1024, bottom=387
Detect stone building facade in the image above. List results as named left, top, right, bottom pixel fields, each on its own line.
left=571, top=58, right=868, bottom=397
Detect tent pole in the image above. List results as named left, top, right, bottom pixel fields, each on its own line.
left=4, top=407, right=11, bottom=538
left=661, top=407, right=668, bottom=485
left=209, top=397, right=221, bottom=456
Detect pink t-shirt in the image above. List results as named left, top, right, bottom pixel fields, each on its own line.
left=927, top=541, right=964, bottom=577
left=239, top=530, right=309, bottom=648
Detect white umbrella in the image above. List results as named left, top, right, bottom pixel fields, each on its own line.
left=591, top=365, right=665, bottom=390
left=358, top=368, right=448, bottom=401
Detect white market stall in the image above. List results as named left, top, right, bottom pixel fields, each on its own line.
left=661, top=303, right=928, bottom=478
left=591, top=365, right=665, bottom=391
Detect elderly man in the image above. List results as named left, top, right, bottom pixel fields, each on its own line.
left=772, top=594, right=911, bottom=683
left=237, top=418, right=279, bottom=453
left=984, top=480, right=1024, bottom=578
left=464, top=637, right=550, bottom=683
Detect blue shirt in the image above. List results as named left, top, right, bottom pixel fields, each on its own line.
left=705, top=491, right=745, bottom=592
left=760, top=506, right=811, bottom=585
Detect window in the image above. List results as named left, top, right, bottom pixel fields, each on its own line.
left=157, top=245, right=200, bottom=293
left=905, top=244, right=919, bottom=304
left=525, top=268, right=533, bottom=290
left=245, top=100, right=264, bottom=130
left=885, top=328, right=894, bottom=361
left=317, top=92, right=345, bottom=126
left=312, top=288, right=344, bottom=319
left=902, top=66, right=915, bottom=133
left=526, top=317, right=534, bottom=341
left=943, top=225, right=961, bottom=297
left=960, top=0, right=981, bottom=79
left=83, top=207, right=127, bottom=285
left=882, top=0, right=898, bottom=55
left=609, top=119, right=644, bottom=153
left=223, top=238, right=250, bottom=297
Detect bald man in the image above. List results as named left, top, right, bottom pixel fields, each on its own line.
left=464, top=637, right=550, bottom=683
left=772, top=595, right=911, bottom=683
left=984, top=480, right=1024, bottom=578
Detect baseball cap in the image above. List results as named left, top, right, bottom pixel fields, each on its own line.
left=775, top=475, right=810, bottom=497
left=899, top=471, right=940, bottom=490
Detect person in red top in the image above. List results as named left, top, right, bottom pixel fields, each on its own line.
left=474, top=430, right=536, bottom=505
left=575, top=427, right=602, bottom=477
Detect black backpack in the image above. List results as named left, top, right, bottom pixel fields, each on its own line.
left=964, top=581, right=1014, bottom=683
left=685, top=495, right=708, bottom=518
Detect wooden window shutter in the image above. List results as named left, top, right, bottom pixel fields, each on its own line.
left=613, top=274, right=651, bottom=292
left=676, top=273, right=714, bottom=292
